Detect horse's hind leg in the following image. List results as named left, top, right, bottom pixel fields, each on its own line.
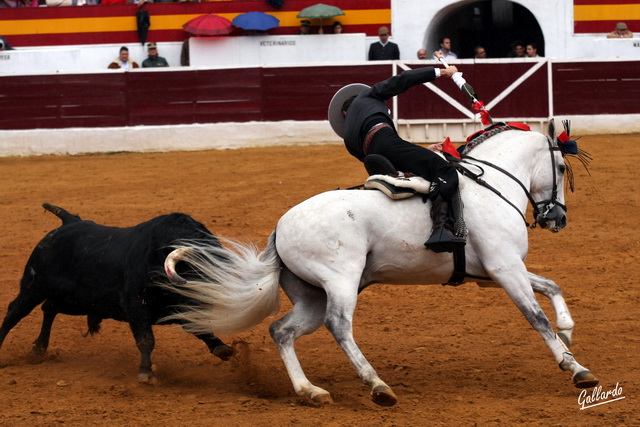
left=492, top=264, right=598, bottom=389
left=269, top=267, right=332, bottom=405
left=528, top=272, right=574, bottom=346
left=323, top=282, right=397, bottom=406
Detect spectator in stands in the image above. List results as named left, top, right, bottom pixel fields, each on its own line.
left=1, top=0, right=37, bottom=6
left=368, top=26, right=400, bottom=61
left=0, top=36, right=14, bottom=51
left=142, top=42, right=169, bottom=68
left=607, top=22, right=633, bottom=38
left=508, top=41, right=526, bottom=58
left=108, top=46, right=140, bottom=70
left=332, top=21, right=343, bottom=34
left=417, top=49, right=428, bottom=59
left=433, top=37, right=457, bottom=61
left=298, top=20, right=312, bottom=35
left=526, top=42, right=541, bottom=57
left=181, top=35, right=192, bottom=67
left=474, top=46, right=487, bottom=58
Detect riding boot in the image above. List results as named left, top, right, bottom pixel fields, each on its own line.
left=424, top=195, right=466, bottom=253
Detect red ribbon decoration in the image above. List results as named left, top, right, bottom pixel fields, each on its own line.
left=442, top=136, right=461, bottom=159
left=473, top=100, right=492, bottom=126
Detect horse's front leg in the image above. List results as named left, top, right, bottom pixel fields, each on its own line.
left=492, top=264, right=598, bottom=389
left=528, top=272, right=575, bottom=346
left=323, top=284, right=397, bottom=407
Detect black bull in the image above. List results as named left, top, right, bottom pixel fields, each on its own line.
left=0, top=203, right=233, bottom=382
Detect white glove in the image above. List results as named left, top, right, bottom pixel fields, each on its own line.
left=451, top=72, right=466, bottom=90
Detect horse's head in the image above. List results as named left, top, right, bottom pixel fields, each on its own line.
left=459, top=120, right=590, bottom=232
left=531, top=120, right=590, bottom=232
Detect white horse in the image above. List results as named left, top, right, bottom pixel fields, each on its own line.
left=162, top=121, right=598, bottom=406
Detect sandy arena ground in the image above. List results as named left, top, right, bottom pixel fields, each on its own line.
left=0, top=134, right=638, bottom=426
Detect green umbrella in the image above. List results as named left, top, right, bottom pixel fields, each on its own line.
left=296, top=3, right=345, bottom=32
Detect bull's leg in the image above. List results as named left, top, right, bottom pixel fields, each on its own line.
left=491, top=262, right=598, bottom=389
left=31, top=309, right=57, bottom=354
left=192, top=332, right=233, bottom=361
left=528, top=272, right=575, bottom=346
left=0, top=292, right=46, bottom=351
left=269, top=267, right=332, bottom=405
left=128, top=318, right=157, bottom=384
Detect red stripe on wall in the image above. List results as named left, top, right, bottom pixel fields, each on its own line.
left=574, top=20, right=640, bottom=32
left=573, top=0, right=639, bottom=5
left=7, top=32, right=144, bottom=48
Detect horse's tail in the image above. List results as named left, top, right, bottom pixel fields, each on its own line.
left=160, top=232, right=281, bottom=334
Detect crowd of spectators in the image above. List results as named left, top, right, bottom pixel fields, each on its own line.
left=0, top=8, right=633, bottom=67
left=106, top=42, right=168, bottom=69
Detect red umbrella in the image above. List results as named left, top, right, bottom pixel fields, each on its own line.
left=183, top=14, right=233, bottom=36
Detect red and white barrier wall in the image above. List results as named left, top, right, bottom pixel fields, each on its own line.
left=1, top=58, right=638, bottom=157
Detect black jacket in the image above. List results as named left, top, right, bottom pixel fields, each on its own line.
left=368, top=41, right=400, bottom=61
left=343, top=67, right=437, bottom=160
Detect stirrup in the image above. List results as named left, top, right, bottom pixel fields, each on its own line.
left=425, top=226, right=466, bottom=253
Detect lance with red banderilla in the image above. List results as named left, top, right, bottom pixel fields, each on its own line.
left=434, top=51, right=493, bottom=126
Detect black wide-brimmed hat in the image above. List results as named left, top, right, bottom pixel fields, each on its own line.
left=327, top=83, right=369, bottom=138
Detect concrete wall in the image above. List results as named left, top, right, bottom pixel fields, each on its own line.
left=190, top=34, right=369, bottom=67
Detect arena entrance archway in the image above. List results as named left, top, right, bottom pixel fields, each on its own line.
left=425, top=1, right=544, bottom=59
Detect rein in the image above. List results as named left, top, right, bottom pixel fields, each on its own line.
left=454, top=156, right=534, bottom=226
left=454, top=129, right=566, bottom=229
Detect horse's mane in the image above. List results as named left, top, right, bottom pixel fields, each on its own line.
left=549, top=119, right=592, bottom=192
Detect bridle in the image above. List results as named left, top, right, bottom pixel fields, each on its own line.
left=454, top=135, right=566, bottom=229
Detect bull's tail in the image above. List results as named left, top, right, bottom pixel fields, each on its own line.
left=160, top=232, right=281, bottom=335
left=42, top=203, right=82, bottom=224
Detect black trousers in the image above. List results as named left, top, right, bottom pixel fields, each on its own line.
left=367, top=127, right=458, bottom=201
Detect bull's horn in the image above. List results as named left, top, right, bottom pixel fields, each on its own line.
left=164, top=247, right=192, bottom=284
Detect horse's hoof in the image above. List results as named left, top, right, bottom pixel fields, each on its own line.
left=213, top=344, right=234, bottom=361
left=557, top=330, right=572, bottom=348
left=137, top=372, right=158, bottom=386
left=310, top=393, right=334, bottom=406
left=372, top=385, right=398, bottom=406
left=573, top=370, right=599, bottom=388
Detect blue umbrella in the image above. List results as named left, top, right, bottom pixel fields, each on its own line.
left=232, top=11, right=280, bottom=31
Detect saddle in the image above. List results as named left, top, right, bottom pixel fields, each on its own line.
left=363, top=155, right=433, bottom=200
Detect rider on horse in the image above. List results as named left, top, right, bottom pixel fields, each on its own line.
left=328, top=66, right=466, bottom=253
